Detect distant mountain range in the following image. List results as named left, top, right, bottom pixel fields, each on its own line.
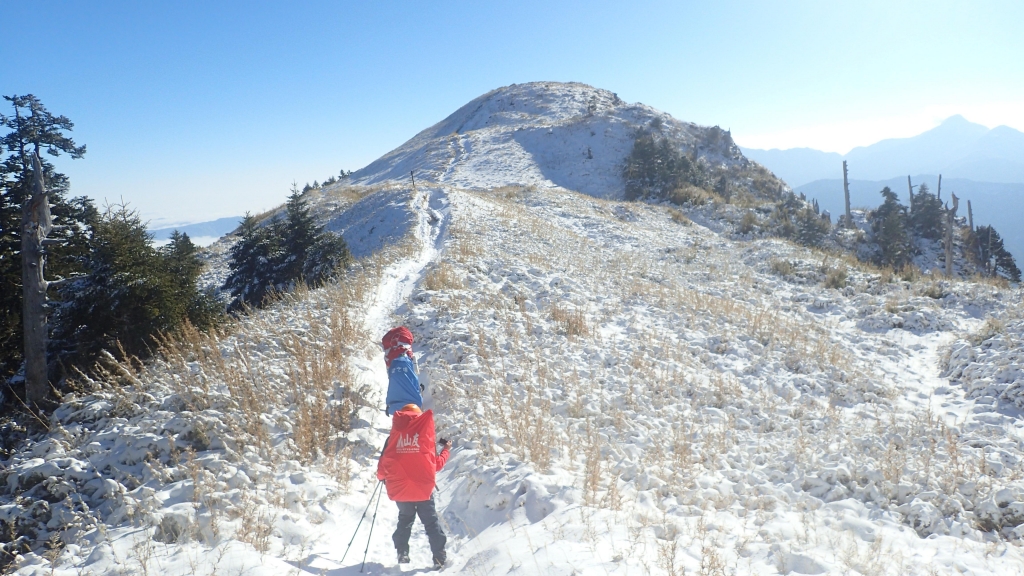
left=742, top=115, right=1024, bottom=187
left=796, top=176, right=1023, bottom=264
left=741, top=116, right=1024, bottom=263
left=150, top=216, right=242, bottom=246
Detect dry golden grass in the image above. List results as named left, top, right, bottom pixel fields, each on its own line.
left=669, top=184, right=722, bottom=206
left=770, top=258, right=795, bottom=277
left=824, top=264, right=848, bottom=289
left=424, top=261, right=464, bottom=291
left=667, top=207, right=691, bottom=225
left=739, top=211, right=758, bottom=233
left=550, top=302, right=591, bottom=339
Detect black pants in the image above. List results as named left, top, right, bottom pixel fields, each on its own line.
left=393, top=496, right=446, bottom=560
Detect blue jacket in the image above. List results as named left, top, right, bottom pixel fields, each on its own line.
left=385, top=355, right=422, bottom=415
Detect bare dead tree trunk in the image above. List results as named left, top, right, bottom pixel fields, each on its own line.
left=22, top=154, right=62, bottom=408
left=987, top=227, right=994, bottom=276
left=967, top=200, right=974, bottom=232
left=937, top=174, right=942, bottom=201
left=907, top=175, right=915, bottom=216
left=843, top=161, right=852, bottom=228
left=945, top=192, right=959, bottom=278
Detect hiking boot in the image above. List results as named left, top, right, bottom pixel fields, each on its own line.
left=432, top=555, right=446, bottom=570
left=397, top=550, right=410, bottom=564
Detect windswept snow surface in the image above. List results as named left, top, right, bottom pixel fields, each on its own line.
left=348, top=82, right=753, bottom=198
left=6, top=179, right=1024, bottom=575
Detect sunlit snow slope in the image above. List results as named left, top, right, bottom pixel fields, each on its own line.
left=4, top=83, right=1024, bottom=576
left=349, top=81, right=760, bottom=198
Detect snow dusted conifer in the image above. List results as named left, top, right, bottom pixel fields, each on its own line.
left=303, top=231, right=351, bottom=286
left=794, top=205, right=830, bottom=247
left=972, top=225, right=1021, bottom=281
left=278, top=185, right=319, bottom=285
left=909, top=183, right=945, bottom=240
left=224, top=193, right=350, bottom=311
left=870, top=186, right=914, bottom=268
left=224, top=213, right=281, bottom=310
left=51, top=204, right=220, bottom=372
left=0, top=95, right=92, bottom=389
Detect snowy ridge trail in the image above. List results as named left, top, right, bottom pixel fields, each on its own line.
left=361, top=185, right=449, bottom=341
left=304, top=185, right=454, bottom=575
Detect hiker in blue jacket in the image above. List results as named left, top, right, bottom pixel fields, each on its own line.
left=382, top=327, right=423, bottom=415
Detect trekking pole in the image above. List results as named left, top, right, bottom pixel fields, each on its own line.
left=360, top=481, right=385, bottom=573
left=341, top=480, right=383, bottom=563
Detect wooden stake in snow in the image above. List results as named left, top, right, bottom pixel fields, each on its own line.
left=937, top=174, right=942, bottom=201
left=22, top=154, right=66, bottom=408
left=843, top=161, right=852, bottom=229
left=410, top=170, right=416, bottom=191
left=945, top=192, right=959, bottom=278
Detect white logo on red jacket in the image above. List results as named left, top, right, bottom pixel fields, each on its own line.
left=396, top=433, right=420, bottom=453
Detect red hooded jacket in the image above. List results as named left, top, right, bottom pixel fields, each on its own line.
left=376, top=409, right=450, bottom=502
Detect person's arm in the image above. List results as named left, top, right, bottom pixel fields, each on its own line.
left=435, top=439, right=452, bottom=471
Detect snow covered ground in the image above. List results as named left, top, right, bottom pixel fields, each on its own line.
left=348, top=82, right=756, bottom=200
left=3, top=82, right=1023, bottom=575
left=5, top=179, right=1023, bottom=575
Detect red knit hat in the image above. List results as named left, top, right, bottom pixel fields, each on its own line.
left=382, top=326, right=414, bottom=367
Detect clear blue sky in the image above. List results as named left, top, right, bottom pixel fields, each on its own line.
left=3, top=1, right=1021, bottom=224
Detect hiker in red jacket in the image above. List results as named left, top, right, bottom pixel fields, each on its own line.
left=377, top=404, right=452, bottom=568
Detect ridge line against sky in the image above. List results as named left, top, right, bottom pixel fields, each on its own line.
left=3, top=1, right=1021, bottom=224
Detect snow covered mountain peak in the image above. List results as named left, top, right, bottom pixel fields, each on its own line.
left=349, top=81, right=769, bottom=198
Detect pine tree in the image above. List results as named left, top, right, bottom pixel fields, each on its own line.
left=622, top=130, right=710, bottom=202
left=223, top=194, right=351, bottom=311
left=303, top=231, right=351, bottom=285
left=973, top=225, right=1021, bottom=281
left=51, top=204, right=220, bottom=372
left=162, top=231, right=221, bottom=329
left=794, top=206, right=830, bottom=247
left=870, top=187, right=914, bottom=268
left=223, top=214, right=282, bottom=310
left=278, top=186, right=318, bottom=284
left=0, top=95, right=90, bottom=387
left=908, top=183, right=945, bottom=240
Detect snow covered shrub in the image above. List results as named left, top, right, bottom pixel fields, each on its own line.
left=738, top=210, right=758, bottom=234
left=668, top=184, right=719, bottom=207
left=920, top=281, right=947, bottom=300
left=823, top=265, right=848, bottom=290
left=945, top=317, right=1024, bottom=409
left=770, top=258, right=795, bottom=277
